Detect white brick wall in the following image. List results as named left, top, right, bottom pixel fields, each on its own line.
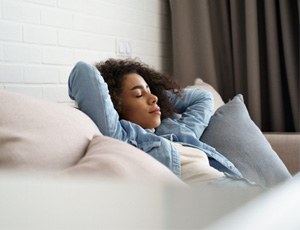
left=0, top=0, right=172, bottom=103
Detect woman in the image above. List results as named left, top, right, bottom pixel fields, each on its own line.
left=68, top=59, right=259, bottom=188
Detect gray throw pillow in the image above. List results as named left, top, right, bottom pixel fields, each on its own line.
left=200, top=94, right=291, bottom=187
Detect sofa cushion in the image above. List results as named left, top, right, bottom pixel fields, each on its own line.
left=200, top=94, right=291, bottom=187
left=61, top=135, right=186, bottom=187
left=0, top=90, right=100, bottom=171
left=188, top=78, right=225, bottom=113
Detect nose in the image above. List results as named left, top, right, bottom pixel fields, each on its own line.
left=148, top=93, right=158, bottom=104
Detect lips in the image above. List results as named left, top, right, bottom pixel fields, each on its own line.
left=150, top=107, right=161, bottom=114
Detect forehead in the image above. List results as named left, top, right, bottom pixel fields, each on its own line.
left=122, top=73, right=147, bottom=89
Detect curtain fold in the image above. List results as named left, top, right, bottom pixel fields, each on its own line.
left=169, top=0, right=299, bottom=132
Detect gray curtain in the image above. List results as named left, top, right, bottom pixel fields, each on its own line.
left=169, top=0, right=299, bottom=132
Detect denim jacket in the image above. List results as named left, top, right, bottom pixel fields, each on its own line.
left=68, top=61, right=242, bottom=178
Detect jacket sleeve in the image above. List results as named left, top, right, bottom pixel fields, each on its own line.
left=168, top=88, right=214, bottom=138
left=68, top=61, right=126, bottom=140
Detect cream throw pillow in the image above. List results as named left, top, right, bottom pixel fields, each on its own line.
left=61, top=135, right=186, bottom=187
left=0, top=90, right=100, bottom=171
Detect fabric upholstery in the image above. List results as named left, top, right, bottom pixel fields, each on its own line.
left=0, top=89, right=100, bottom=170
left=264, top=133, right=300, bottom=175
left=61, top=135, right=186, bottom=186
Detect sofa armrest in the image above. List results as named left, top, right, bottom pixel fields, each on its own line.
left=264, top=132, right=300, bottom=175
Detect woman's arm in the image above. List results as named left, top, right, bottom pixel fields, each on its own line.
left=68, top=61, right=126, bottom=140
left=168, top=88, right=214, bottom=138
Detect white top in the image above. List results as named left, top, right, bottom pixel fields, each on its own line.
left=173, top=143, right=224, bottom=184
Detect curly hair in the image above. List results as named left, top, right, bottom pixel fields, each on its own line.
left=95, top=58, right=182, bottom=120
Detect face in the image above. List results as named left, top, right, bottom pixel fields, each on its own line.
left=119, top=73, right=161, bottom=129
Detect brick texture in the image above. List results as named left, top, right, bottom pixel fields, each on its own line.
left=0, top=0, right=172, bottom=103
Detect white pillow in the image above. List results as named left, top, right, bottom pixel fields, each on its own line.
left=0, top=90, right=100, bottom=171
left=61, top=135, right=186, bottom=187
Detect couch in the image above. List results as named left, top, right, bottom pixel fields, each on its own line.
left=0, top=79, right=299, bottom=229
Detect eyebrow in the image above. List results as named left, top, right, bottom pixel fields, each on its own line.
left=130, top=85, right=149, bottom=91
